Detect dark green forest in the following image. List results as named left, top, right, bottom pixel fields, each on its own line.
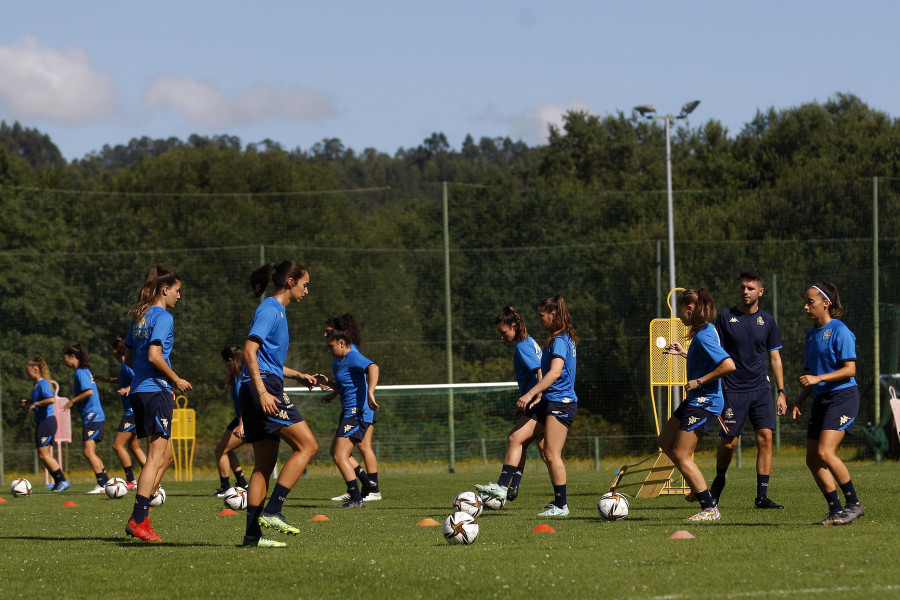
left=1, top=93, right=899, bottom=469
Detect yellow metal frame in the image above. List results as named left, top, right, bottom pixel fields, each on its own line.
left=609, top=288, right=691, bottom=497
left=171, top=394, right=196, bottom=481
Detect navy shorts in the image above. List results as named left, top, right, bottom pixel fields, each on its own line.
left=239, top=376, right=305, bottom=443
left=117, top=410, right=136, bottom=434
left=335, top=416, right=368, bottom=442
left=674, top=402, right=718, bottom=436
left=720, top=388, right=776, bottom=437
left=82, top=421, right=105, bottom=443
left=226, top=417, right=240, bottom=431
left=525, top=397, right=549, bottom=424
left=807, top=387, right=859, bottom=440
left=35, top=416, right=57, bottom=447
left=544, top=400, right=577, bottom=428
left=130, top=390, right=174, bottom=439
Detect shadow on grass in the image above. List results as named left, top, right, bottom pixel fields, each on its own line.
left=0, top=535, right=223, bottom=547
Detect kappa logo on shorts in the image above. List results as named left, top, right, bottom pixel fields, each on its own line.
left=688, top=416, right=700, bottom=426
left=551, top=410, right=569, bottom=418
left=757, top=316, right=765, bottom=326
left=87, top=430, right=96, bottom=437
left=343, top=424, right=354, bottom=433
left=277, top=410, right=289, bottom=420
left=161, top=418, right=169, bottom=429
left=123, top=422, right=133, bottom=429
left=694, top=397, right=708, bottom=405
left=730, top=317, right=739, bottom=323
left=350, top=407, right=357, bottom=414
left=41, top=436, right=49, bottom=444
left=724, top=408, right=734, bottom=419
left=840, top=415, right=851, bottom=426
left=562, top=398, right=572, bottom=404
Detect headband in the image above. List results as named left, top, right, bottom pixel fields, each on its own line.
left=811, top=285, right=831, bottom=303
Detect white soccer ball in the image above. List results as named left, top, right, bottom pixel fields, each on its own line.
left=105, top=477, right=128, bottom=499
left=597, top=491, right=629, bottom=521
left=150, top=486, right=166, bottom=507
left=453, top=491, right=483, bottom=517
left=223, top=486, right=248, bottom=510
left=443, top=511, right=479, bottom=545
left=10, top=478, right=32, bottom=497
left=478, top=491, right=506, bottom=510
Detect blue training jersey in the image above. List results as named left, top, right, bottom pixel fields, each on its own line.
left=685, top=323, right=730, bottom=414
left=332, top=348, right=374, bottom=419
left=117, top=360, right=135, bottom=414
left=513, top=337, right=542, bottom=394
left=541, top=333, right=577, bottom=403
left=126, top=305, right=175, bottom=393
left=241, top=297, right=289, bottom=382
left=804, top=319, right=857, bottom=395
left=73, top=367, right=104, bottom=423
left=30, top=378, right=55, bottom=423
left=229, top=376, right=242, bottom=418
left=715, top=307, right=783, bottom=392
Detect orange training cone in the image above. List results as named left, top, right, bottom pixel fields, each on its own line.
left=311, top=515, right=330, bottom=521
left=218, top=508, right=238, bottom=516
left=669, top=530, right=695, bottom=539
left=0, top=497, right=7, bottom=503
left=532, top=524, right=556, bottom=532
left=62, top=501, right=78, bottom=507
left=417, top=518, right=440, bottom=526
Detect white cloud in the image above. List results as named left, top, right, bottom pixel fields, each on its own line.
left=142, top=75, right=336, bottom=128
left=0, top=36, right=118, bottom=124
left=509, top=98, right=595, bottom=143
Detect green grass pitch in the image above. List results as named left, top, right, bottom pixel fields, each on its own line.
left=1, top=451, right=899, bottom=599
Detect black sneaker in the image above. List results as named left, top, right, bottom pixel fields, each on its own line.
left=338, top=499, right=365, bottom=508
left=755, top=496, right=784, bottom=509
left=815, top=511, right=844, bottom=525
left=506, top=486, right=519, bottom=501
left=836, top=503, right=865, bottom=525
left=710, top=478, right=724, bottom=504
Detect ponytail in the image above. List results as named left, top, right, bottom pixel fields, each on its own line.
left=108, top=335, right=127, bottom=357
left=129, top=265, right=181, bottom=321
left=538, top=295, right=578, bottom=347
left=495, top=305, right=529, bottom=343
left=27, top=356, right=51, bottom=380
left=62, top=343, right=92, bottom=370
left=250, top=260, right=308, bottom=297
left=326, top=313, right=362, bottom=347
left=221, top=345, right=243, bottom=388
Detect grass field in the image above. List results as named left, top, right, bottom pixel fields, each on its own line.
left=1, top=449, right=899, bottom=599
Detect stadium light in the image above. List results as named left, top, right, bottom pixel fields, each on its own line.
left=633, top=100, right=701, bottom=297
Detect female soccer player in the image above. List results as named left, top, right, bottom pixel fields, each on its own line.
left=792, top=283, right=864, bottom=525
left=61, top=343, right=109, bottom=494
left=473, top=306, right=544, bottom=503
left=325, top=314, right=381, bottom=502
left=479, top=296, right=577, bottom=517
left=213, top=345, right=249, bottom=496
left=21, top=356, right=71, bottom=492
left=659, top=289, right=736, bottom=522
left=108, top=336, right=145, bottom=490
left=240, top=260, right=321, bottom=548
left=321, top=327, right=380, bottom=508
left=123, top=266, right=193, bottom=542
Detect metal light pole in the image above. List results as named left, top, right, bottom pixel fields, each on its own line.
left=635, top=101, right=700, bottom=409
left=634, top=100, right=700, bottom=302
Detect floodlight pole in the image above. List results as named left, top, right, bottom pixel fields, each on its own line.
left=635, top=101, right=700, bottom=408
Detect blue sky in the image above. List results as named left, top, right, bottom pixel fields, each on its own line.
left=3, top=1, right=898, bottom=161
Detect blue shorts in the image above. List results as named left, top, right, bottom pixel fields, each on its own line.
left=239, top=376, right=305, bottom=443
left=82, top=421, right=105, bottom=443
left=720, top=388, right=775, bottom=437
left=674, top=402, right=718, bottom=436
left=544, top=400, right=577, bottom=428
left=35, top=417, right=57, bottom=447
left=130, top=390, right=174, bottom=439
left=117, top=410, right=136, bottom=433
left=335, top=416, right=368, bottom=442
left=807, top=387, right=859, bottom=440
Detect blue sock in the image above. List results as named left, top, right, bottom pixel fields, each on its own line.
left=756, top=474, right=770, bottom=499
left=510, top=467, right=524, bottom=491
left=552, top=484, right=567, bottom=508
left=124, top=466, right=135, bottom=482
left=346, top=480, right=362, bottom=501
left=839, top=480, right=860, bottom=505
left=245, top=505, right=263, bottom=541
left=131, top=494, right=151, bottom=524
left=824, top=490, right=843, bottom=514
left=355, top=465, right=372, bottom=488
left=497, top=464, right=515, bottom=488
left=263, top=483, right=291, bottom=515
left=696, top=489, right=714, bottom=509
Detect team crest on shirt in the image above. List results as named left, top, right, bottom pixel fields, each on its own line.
left=562, top=398, right=572, bottom=404
left=688, top=416, right=699, bottom=426
left=724, top=408, right=734, bottom=420
left=87, top=412, right=96, bottom=420
left=840, top=415, right=850, bottom=426
left=823, top=329, right=832, bottom=340
left=757, top=316, right=765, bottom=326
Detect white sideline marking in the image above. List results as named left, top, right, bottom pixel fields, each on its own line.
left=643, top=584, right=900, bottom=600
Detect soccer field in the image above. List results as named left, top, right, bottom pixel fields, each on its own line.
left=2, top=453, right=899, bottom=599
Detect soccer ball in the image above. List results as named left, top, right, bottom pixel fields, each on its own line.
left=150, top=486, right=166, bottom=507
left=223, top=486, right=248, bottom=510
left=105, top=477, right=128, bottom=499
left=478, top=491, right=506, bottom=510
left=443, top=511, right=479, bottom=545
left=10, top=478, right=32, bottom=497
left=597, top=491, right=629, bottom=521
left=453, top=491, right=483, bottom=517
